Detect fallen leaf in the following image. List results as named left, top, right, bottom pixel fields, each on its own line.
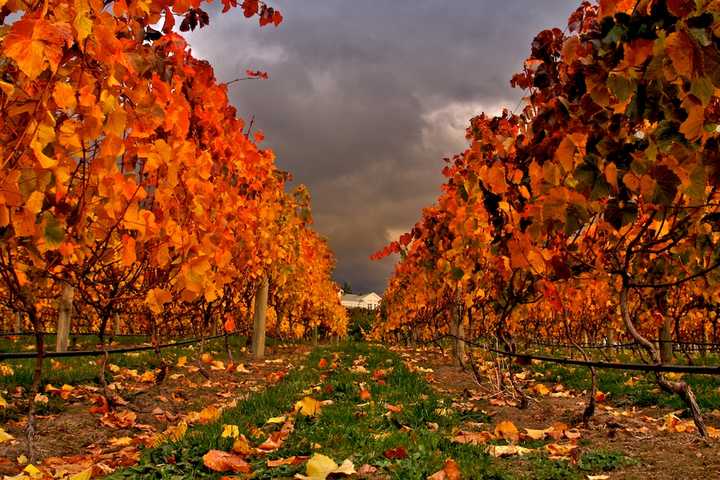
left=359, top=388, right=372, bottom=401
left=532, top=384, right=550, bottom=395
left=23, top=464, right=43, bottom=477
left=383, top=446, right=408, bottom=459
left=427, top=458, right=461, bottom=480
left=523, top=428, right=547, bottom=441
left=221, top=424, right=240, bottom=439
left=108, top=436, right=133, bottom=447
left=267, top=455, right=308, bottom=467
left=486, top=445, right=533, bottom=458
left=452, top=431, right=494, bottom=445
left=546, top=442, right=579, bottom=460
left=295, top=397, right=321, bottom=417
left=494, top=420, right=520, bottom=442
left=295, top=453, right=355, bottom=480
left=232, top=434, right=253, bottom=455
left=100, top=410, right=137, bottom=429
left=265, top=415, right=287, bottom=424
left=198, top=405, right=221, bottom=424
left=564, top=428, right=582, bottom=440
left=356, top=463, right=377, bottom=477
left=546, top=422, right=569, bottom=440
left=203, top=450, right=251, bottom=473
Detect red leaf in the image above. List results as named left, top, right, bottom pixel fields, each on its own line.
left=383, top=447, right=408, bottom=460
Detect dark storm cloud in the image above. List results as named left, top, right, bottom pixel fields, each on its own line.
left=186, top=0, right=579, bottom=292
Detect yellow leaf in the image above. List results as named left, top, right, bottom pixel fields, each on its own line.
left=265, top=415, right=287, bottom=424
left=294, top=397, right=321, bottom=417
left=0, top=427, right=14, bottom=443
left=198, top=405, right=220, bottom=424
left=23, top=464, right=43, bottom=477
left=486, top=445, right=533, bottom=458
left=523, top=428, right=547, bottom=441
left=295, top=453, right=354, bottom=480
left=221, top=424, right=240, bottom=439
left=0, top=393, right=8, bottom=408
left=176, top=356, right=187, bottom=367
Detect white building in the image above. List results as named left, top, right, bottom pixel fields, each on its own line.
left=338, top=290, right=381, bottom=310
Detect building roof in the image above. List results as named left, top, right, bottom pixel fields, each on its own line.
left=341, top=292, right=381, bottom=302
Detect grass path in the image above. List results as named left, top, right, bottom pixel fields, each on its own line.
left=109, top=342, right=634, bottom=480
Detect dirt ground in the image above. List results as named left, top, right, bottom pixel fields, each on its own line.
left=393, top=345, right=720, bottom=480
left=0, top=345, right=310, bottom=477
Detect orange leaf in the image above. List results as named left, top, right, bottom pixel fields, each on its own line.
left=202, top=450, right=251, bottom=473
left=3, top=16, right=72, bottom=80
left=427, top=458, right=461, bottom=480
left=494, top=420, right=520, bottom=443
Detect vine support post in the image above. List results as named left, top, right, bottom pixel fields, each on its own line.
left=25, top=311, right=44, bottom=462
left=55, top=284, right=74, bottom=353
left=252, top=275, right=269, bottom=360
left=14, top=311, right=22, bottom=333
left=451, top=301, right=465, bottom=368
left=113, top=312, right=121, bottom=337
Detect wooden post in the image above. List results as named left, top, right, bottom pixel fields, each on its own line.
left=14, top=312, right=22, bottom=333
left=452, top=305, right=465, bottom=367
left=113, top=312, right=121, bottom=337
left=659, top=319, right=673, bottom=364
left=55, top=284, right=74, bottom=352
left=312, top=325, right=318, bottom=346
left=251, top=276, right=269, bottom=359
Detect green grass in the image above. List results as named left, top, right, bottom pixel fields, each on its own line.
left=531, top=360, right=720, bottom=411
left=108, top=342, right=634, bottom=480
left=0, top=335, right=255, bottom=390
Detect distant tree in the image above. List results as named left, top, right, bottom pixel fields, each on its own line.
left=341, top=282, right=353, bottom=294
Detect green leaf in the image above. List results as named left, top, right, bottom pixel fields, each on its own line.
left=42, top=211, right=64, bottom=248
left=607, top=74, right=635, bottom=102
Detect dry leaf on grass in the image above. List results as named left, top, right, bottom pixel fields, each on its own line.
left=486, top=445, right=533, bottom=458
left=427, top=458, right=461, bottom=480
left=295, top=397, right=322, bottom=416
left=494, top=420, right=520, bottom=442
left=294, top=453, right=355, bottom=480
left=452, top=430, right=494, bottom=445
left=203, top=450, right=251, bottom=473
left=545, top=443, right=579, bottom=460
left=232, top=434, right=253, bottom=455
left=267, top=455, right=308, bottom=467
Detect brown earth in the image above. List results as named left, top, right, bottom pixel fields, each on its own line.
left=0, top=345, right=310, bottom=477
left=392, top=345, right=720, bottom=480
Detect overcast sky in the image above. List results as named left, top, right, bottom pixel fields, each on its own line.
left=186, top=0, right=578, bottom=293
